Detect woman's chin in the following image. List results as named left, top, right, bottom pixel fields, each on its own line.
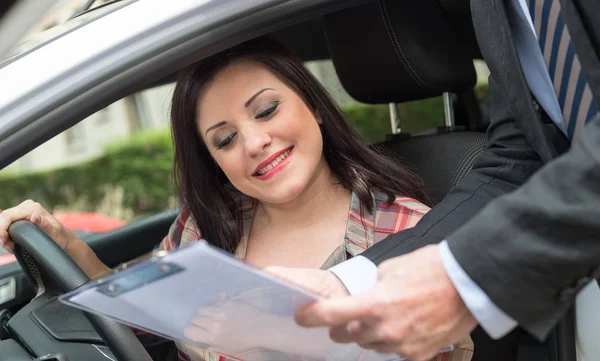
left=253, top=180, right=307, bottom=205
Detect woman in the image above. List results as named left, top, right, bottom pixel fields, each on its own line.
left=0, top=37, right=472, bottom=361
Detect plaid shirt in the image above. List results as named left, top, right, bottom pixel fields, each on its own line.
left=156, top=190, right=473, bottom=361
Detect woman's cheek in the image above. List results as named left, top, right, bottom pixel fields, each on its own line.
left=218, top=155, right=248, bottom=186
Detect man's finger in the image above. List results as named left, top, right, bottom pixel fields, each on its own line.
left=358, top=341, right=398, bottom=354
left=330, top=321, right=394, bottom=346
left=327, top=320, right=361, bottom=343
left=295, top=293, right=374, bottom=327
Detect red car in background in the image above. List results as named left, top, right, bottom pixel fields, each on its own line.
left=0, top=254, right=13, bottom=266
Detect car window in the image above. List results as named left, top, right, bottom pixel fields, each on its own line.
left=0, top=81, right=175, bottom=237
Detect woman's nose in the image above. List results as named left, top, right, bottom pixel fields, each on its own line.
left=243, top=128, right=272, bottom=158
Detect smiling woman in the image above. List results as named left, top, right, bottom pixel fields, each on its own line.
left=163, top=37, right=474, bottom=361
left=0, top=37, right=473, bottom=361
left=171, top=37, right=432, bottom=253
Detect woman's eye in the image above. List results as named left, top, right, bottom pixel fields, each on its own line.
left=256, top=102, right=279, bottom=119
left=215, top=133, right=236, bottom=149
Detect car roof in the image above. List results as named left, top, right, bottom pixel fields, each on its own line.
left=1, top=0, right=134, bottom=65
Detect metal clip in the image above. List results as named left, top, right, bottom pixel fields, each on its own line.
left=95, top=260, right=184, bottom=298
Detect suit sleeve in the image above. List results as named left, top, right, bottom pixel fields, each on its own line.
left=361, top=76, right=550, bottom=264
left=448, top=112, right=600, bottom=341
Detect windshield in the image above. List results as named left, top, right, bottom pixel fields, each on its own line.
left=1, top=0, right=134, bottom=66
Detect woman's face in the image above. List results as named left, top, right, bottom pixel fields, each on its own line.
left=196, top=59, right=327, bottom=205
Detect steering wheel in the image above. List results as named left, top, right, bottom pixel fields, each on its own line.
left=8, top=220, right=153, bottom=361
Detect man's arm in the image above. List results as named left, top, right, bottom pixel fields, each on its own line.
left=448, top=113, right=600, bottom=341
left=438, top=240, right=518, bottom=338
left=328, top=76, right=550, bottom=358
left=361, top=76, right=555, bottom=264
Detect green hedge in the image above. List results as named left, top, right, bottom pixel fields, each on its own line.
left=0, top=92, right=489, bottom=219
left=346, top=84, right=491, bottom=143
left=345, top=97, right=446, bottom=143
left=0, top=131, right=176, bottom=220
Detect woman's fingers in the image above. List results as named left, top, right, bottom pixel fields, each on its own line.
left=0, top=200, right=42, bottom=250
left=0, top=200, right=70, bottom=251
left=29, top=211, right=66, bottom=246
left=191, top=315, right=217, bottom=326
left=184, top=324, right=212, bottom=342
left=0, top=233, right=13, bottom=253
left=196, top=306, right=226, bottom=318
left=185, top=319, right=224, bottom=344
left=0, top=200, right=47, bottom=233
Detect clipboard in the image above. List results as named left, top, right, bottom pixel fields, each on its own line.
left=59, top=241, right=447, bottom=361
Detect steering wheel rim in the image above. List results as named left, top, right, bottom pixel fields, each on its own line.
left=8, top=220, right=153, bottom=361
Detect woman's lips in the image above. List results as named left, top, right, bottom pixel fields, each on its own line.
left=253, top=147, right=293, bottom=180
left=253, top=146, right=293, bottom=175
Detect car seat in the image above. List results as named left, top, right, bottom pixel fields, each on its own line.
left=323, top=0, right=486, bottom=206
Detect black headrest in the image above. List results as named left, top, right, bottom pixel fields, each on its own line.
left=324, top=0, right=477, bottom=104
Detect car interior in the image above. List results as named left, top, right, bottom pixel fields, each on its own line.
left=0, top=0, right=579, bottom=361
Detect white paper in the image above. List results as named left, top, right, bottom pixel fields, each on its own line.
left=59, top=241, right=438, bottom=361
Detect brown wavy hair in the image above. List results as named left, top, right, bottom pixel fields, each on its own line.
left=171, top=37, right=430, bottom=252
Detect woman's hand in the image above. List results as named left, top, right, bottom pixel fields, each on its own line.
left=0, top=200, right=78, bottom=253
left=184, top=301, right=268, bottom=355
left=184, top=298, right=332, bottom=359
left=0, top=200, right=109, bottom=278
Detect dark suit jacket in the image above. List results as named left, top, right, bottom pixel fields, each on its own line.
left=362, top=0, right=600, bottom=342
left=448, top=0, right=600, bottom=341
left=361, top=0, right=568, bottom=279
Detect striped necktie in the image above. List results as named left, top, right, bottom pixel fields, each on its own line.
left=527, top=0, right=598, bottom=140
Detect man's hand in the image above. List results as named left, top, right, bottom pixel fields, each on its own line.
left=294, top=245, right=478, bottom=361
left=264, top=267, right=350, bottom=298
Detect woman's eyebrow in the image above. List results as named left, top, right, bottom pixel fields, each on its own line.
left=244, top=88, right=275, bottom=108
left=205, top=120, right=228, bottom=136
left=205, top=88, right=275, bottom=136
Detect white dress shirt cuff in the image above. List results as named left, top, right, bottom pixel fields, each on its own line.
left=328, top=255, right=378, bottom=295
left=439, top=240, right=518, bottom=339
